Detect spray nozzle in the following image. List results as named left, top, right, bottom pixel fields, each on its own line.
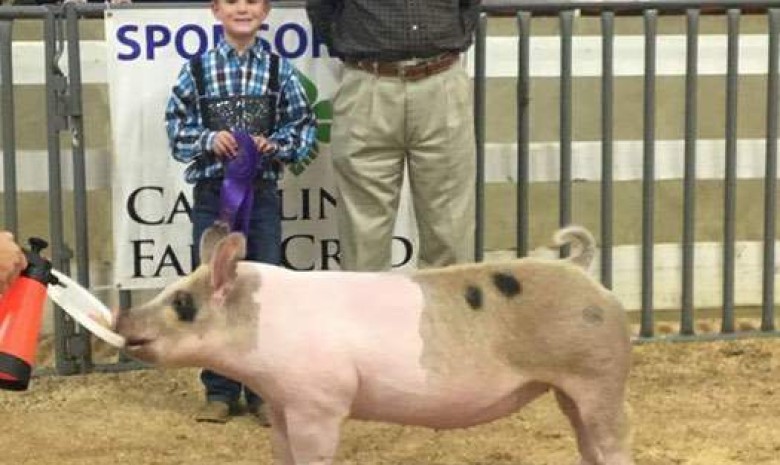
left=27, top=238, right=48, bottom=255
left=20, top=238, right=55, bottom=286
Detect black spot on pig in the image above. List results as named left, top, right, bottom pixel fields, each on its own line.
left=465, top=286, right=483, bottom=310
left=492, top=272, right=521, bottom=298
left=172, top=291, right=198, bottom=322
left=582, top=306, right=604, bottom=325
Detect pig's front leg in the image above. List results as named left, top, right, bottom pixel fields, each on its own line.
left=283, top=406, right=345, bottom=465
left=267, top=405, right=295, bottom=465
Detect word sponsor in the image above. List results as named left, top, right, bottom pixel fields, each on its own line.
left=115, top=22, right=328, bottom=61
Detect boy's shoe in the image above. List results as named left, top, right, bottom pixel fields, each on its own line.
left=195, top=400, right=235, bottom=423
left=246, top=402, right=271, bottom=427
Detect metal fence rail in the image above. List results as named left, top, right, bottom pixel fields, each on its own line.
left=0, top=0, right=778, bottom=377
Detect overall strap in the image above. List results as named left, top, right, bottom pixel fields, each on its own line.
left=265, top=53, right=280, bottom=131
left=268, top=53, right=279, bottom=94
left=189, top=55, right=208, bottom=128
left=190, top=55, right=206, bottom=98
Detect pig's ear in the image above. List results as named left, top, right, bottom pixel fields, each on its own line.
left=209, top=232, right=247, bottom=293
left=200, top=221, right=231, bottom=265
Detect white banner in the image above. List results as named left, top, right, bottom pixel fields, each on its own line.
left=106, top=7, right=417, bottom=289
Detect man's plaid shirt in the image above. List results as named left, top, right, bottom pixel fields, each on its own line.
left=165, top=39, right=317, bottom=183
left=306, top=0, right=482, bottom=62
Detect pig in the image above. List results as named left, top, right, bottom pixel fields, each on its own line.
left=115, top=223, right=633, bottom=465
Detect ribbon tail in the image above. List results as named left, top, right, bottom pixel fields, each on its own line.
left=219, top=131, right=259, bottom=236
left=237, top=188, right=254, bottom=238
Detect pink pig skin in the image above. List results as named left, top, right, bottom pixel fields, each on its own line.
left=222, top=266, right=526, bottom=429
left=116, top=224, right=634, bottom=465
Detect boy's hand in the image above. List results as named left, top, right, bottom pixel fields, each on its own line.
left=0, top=231, right=27, bottom=295
left=212, top=131, right=238, bottom=159
left=253, top=135, right=279, bottom=155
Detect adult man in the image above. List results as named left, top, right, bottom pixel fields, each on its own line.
left=307, top=1, right=481, bottom=270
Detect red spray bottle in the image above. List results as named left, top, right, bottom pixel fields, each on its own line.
left=0, top=238, right=57, bottom=391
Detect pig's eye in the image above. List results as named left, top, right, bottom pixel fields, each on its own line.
left=172, top=291, right=197, bottom=322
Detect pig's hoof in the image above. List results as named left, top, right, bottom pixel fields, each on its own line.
left=195, top=401, right=233, bottom=423
left=246, top=403, right=271, bottom=427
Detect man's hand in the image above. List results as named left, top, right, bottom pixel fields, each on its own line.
left=0, top=232, right=27, bottom=295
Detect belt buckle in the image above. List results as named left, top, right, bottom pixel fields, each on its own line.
left=397, top=64, right=410, bottom=79
left=398, top=59, right=425, bottom=80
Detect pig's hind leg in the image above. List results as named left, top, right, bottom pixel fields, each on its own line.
left=554, top=380, right=633, bottom=465
left=554, top=389, right=600, bottom=464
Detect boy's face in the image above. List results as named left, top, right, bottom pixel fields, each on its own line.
left=212, top=0, right=269, bottom=43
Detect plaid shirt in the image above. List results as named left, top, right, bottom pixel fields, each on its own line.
left=306, top=0, right=481, bottom=62
left=165, top=39, right=317, bottom=183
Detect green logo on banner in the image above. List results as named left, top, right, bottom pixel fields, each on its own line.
left=289, top=72, right=332, bottom=176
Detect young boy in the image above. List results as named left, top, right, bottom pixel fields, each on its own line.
left=165, top=0, right=316, bottom=425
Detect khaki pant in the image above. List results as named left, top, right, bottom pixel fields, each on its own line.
left=331, top=62, right=476, bottom=271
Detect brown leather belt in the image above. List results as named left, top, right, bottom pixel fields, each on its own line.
left=345, top=53, right=460, bottom=81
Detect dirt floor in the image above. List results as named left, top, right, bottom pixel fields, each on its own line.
left=1, top=337, right=780, bottom=465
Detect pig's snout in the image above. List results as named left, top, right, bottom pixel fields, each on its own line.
left=113, top=308, right=154, bottom=350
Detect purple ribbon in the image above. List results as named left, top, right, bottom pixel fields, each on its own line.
left=219, top=131, right=258, bottom=237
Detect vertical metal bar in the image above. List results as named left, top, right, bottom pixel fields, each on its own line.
left=117, top=290, right=134, bottom=363
left=559, top=10, right=573, bottom=258
left=65, top=4, right=93, bottom=371
left=474, top=12, right=487, bottom=263
left=0, top=20, right=17, bottom=235
left=722, top=8, right=740, bottom=334
left=600, top=11, right=614, bottom=288
left=65, top=6, right=89, bottom=289
left=640, top=9, right=657, bottom=339
left=681, top=8, right=699, bottom=336
left=517, top=11, right=531, bottom=258
left=45, top=10, right=75, bottom=375
left=762, top=9, right=779, bottom=332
